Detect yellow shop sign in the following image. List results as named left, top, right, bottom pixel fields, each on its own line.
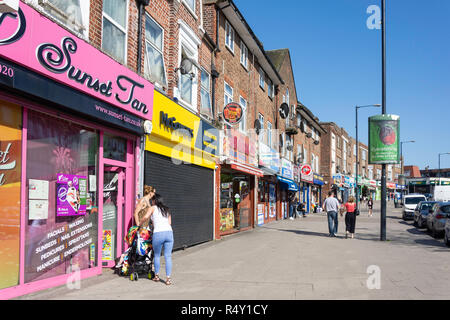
left=146, top=91, right=218, bottom=169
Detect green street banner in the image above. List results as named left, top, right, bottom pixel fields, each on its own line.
left=368, top=114, right=400, bottom=164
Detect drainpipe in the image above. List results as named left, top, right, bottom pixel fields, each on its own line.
left=136, top=0, right=150, bottom=75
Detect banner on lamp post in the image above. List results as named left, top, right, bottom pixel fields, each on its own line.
left=368, top=114, right=400, bottom=164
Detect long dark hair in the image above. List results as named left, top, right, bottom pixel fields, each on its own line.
left=153, top=193, right=170, bottom=217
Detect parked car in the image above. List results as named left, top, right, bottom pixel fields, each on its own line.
left=403, top=194, right=427, bottom=220
left=426, top=202, right=450, bottom=238
left=444, top=219, right=450, bottom=247
left=413, top=201, right=438, bottom=228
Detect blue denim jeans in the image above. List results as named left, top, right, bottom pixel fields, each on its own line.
left=152, top=231, right=174, bottom=277
left=327, top=211, right=338, bottom=236
left=289, top=204, right=294, bottom=218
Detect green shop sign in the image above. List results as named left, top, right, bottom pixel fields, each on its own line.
left=368, top=114, right=400, bottom=164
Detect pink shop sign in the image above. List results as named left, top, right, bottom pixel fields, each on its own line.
left=0, top=3, right=153, bottom=121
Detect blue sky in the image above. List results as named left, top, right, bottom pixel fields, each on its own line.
left=235, top=0, right=450, bottom=170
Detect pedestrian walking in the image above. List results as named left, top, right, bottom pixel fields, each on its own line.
left=141, top=193, right=174, bottom=285
left=288, top=192, right=296, bottom=220
left=368, top=197, right=373, bottom=217
left=322, top=191, right=340, bottom=237
left=342, top=196, right=357, bottom=239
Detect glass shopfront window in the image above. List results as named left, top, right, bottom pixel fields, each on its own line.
left=24, top=110, right=99, bottom=283
left=103, top=134, right=127, bottom=162
left=0, top=100, right=22, bottom=290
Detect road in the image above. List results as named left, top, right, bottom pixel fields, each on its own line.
left=16, top=201, right=450, bottom=300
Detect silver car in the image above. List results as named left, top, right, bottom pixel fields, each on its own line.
left=414, top=201, right=437, bottom=228
left=445, top=219, right=450, bottom=247
left=426, top=202, right=450, bottom=238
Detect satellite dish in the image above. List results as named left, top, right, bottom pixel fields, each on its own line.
left=179, top=57, right=193, bottom=75
left=279, top=103, right=289, bottom=119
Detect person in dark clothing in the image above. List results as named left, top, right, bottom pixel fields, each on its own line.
left=342, top=196, right=357, bottom=239
left=297, top=202, right=306, bottom=218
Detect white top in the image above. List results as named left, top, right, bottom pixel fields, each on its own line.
left=151, top=206, right=172, bottom=233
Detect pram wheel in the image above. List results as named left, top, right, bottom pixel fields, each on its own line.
left=130, top=272, right=139, bottom=281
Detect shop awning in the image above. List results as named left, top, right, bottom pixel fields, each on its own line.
left=277, top=176, right=298, bottom=191
left=229, top=160, right=264, bottom=177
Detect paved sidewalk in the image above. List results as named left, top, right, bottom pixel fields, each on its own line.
left=16, top=201, right=450, bottom=300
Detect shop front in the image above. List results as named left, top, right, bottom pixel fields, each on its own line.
left=257, top=143, right=280, bottom=225
left=300, top=164, right=314, bottom=213
left=312, top=173, right=324, bottom=212
left=144, top=91, right=218, bottom=249
left=278, top=158, right=297, bottom=219
left=217, top=129, right=261, bottom=237
left=0, top=3, right=153, bottom=299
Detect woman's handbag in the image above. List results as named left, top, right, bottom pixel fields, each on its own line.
left=355, top=208, right=360, bottom=216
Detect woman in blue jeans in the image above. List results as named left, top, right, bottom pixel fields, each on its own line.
left=141, top=193, right=174, bottom=285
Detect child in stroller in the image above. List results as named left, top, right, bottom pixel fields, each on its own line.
left=116, top=226, right=154, bottom=281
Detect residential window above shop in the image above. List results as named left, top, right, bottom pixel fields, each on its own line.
left=102, top=0, right=128, bottom=64
left=144, top=15, right=167, bottom=88
left=225, top=82, right=233, bottom=106
left=268, top=79, right=274, bottom=98
left=40, top=0, right=88, bottom=37
left=182, top=0, right=196, bottom=14
left=267, top=121, right=272, bottom=148
left=258, top=113, right=264, bottom=143
left=240, top=41, right=248, bottom=69
left=200, top=68, right=212, bottom=118
left=239, top=96, right=247, bottom=133
left=259, top=67, right=265, bottom=89
left=225, top=20, right=234, bottom=53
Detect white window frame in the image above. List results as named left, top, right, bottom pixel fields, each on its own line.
left=144, top=14, right=167, bottom=88
left=259, top=67, right=265, bottom=89
left=267, top=121, right=272, bottom=148
left=225, top=20, right=234, bottom=53
left=258, top=113, right=264, bottom=143
left=239, top=96, right=247, bottom=133
left=102, top=0, right=129, bottom=64
left=240, top=40, right=248, bottom=69
left=182, top=0, right=197, bottom=19
left=268, top=79, right=274, bottom=98
left=200, top=67, right=212, bottom=117
left=177, top=20, right=201, bottom=111
left=224, top=81, right=233, bottom=106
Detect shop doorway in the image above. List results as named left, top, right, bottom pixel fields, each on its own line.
left=102, top=166, right=125, bottom=267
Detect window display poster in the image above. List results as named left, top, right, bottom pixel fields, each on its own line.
left=102, top=230, right=113, bottom=261
left=0, top=100, right=22, bottom=290
left=29, top=179, right=49, bottom=200
left=257, top=204, right=264, bottom=226
left=29, top=199, right=49, bottom=220
left=56, top=173, right=87, bottom=216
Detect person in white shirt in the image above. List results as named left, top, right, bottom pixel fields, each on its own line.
left=141, top=193, right=174, bottom=285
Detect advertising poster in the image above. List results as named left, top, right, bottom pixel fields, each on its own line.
left=56, top=173, right=87, bottom=216
left=257, top=204, right=264, bottom=226
left=102, top=229, right=113, bottom=261
left=368, top=114, right=400, bottom=164
left=0, top=100, right=21, bottom=290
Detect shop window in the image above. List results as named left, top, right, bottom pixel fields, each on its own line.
left=25, top=110, right=99, bottom=284
left=103, top=134, right=127, bottom=162
left=144, top=14, right=167, bottom=88
left=0, top=101, right=22, bottom=290
left=102, top=0, right=127, bottom=64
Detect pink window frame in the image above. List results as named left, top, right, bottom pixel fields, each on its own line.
left=0, top=92, right=141, bottom=300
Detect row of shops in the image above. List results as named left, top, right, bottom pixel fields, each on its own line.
left=0, top=2, right=324, bottom=299
left=331, top=173, right=405, bottom=202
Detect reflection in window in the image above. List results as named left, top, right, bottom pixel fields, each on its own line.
left=144, top=15, right=167, bottom=87
left=44, top=0, right=85, bottom=33
left=103, top=134, right=127, bottom=162
left=102, top=0, right=127, bottom=64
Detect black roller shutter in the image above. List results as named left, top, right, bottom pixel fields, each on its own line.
left=144, top=151, right=214, bottom=249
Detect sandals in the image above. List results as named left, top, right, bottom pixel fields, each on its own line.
left=165, top=277, right=172, bottom=285
left=152, top=274, right=160, bottom=282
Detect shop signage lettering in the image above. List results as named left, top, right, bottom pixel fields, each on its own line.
left=159, top=111, right=194, bottom=138
left=0, top=3, right=153, bottom=121
left=0, top=142, right=16, bottom=186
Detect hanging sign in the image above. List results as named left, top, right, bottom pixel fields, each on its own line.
left=223, top=102, right=243, bottom=125
left=368, top=114, right=400, bottom=164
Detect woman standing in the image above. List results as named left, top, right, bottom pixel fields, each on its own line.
left=141, top=193, right=174, bottom=285
left=368, top=197, right=373, bottom=217
left=342, top=196, right=357, bottom=239
left=134, top=185, right=156, bottom=229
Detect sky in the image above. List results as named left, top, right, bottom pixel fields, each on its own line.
left=234, top=0, right=450, bottom=170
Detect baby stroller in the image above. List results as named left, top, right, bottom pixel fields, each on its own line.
left=118, top=226, right=154, bottom=281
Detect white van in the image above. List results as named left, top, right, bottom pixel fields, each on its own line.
left=403, top=194, right=427, bottom=220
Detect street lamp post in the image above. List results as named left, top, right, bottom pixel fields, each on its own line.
left=438, top=153, right=450, bottom=185
left=380, top=0, right=387, bottom=241
left=355, top=104, right=381, bottom=214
